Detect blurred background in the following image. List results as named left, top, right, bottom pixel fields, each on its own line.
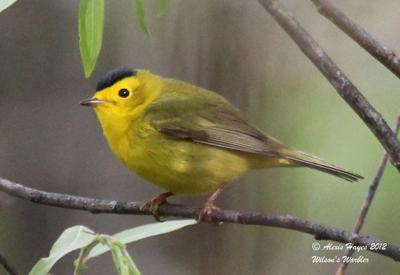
left=1, top=0, right=400, bottom=274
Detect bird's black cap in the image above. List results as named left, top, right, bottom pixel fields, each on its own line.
left=96, top=68, right=137, bottom=91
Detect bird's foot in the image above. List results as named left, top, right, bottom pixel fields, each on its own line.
left=197, top=202, right=220, bottom=224
left=197, top=187, right=224, bottom=224
left=141, top=192, right=173, bottom=222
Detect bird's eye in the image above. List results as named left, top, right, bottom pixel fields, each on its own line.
left=118, top=89, right=130, bottom=98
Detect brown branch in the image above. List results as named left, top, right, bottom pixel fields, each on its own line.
left=0, top=250, right=18, bottom=275
left=335, top=115, right=400, bottom=275
left=0, top=177, right=400, bottom=261
left=311, top=0, right=400, bottom=80
left=257, top=0, right=400, bottom=170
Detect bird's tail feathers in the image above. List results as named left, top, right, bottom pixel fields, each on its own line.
left=282, top=149, right=363, bottom=182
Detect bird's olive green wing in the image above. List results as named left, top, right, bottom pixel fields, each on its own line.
left=143, top=93, right=363, bottom=182
left=143, top=95, right=286, bottom=158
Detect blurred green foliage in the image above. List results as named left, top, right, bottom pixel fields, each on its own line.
left=79, top=0, right=167, bottom=77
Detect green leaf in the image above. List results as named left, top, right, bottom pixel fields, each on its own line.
left=79, top=0, right=105, bottom=78
left=111, top=246, right=125, bottom=275
left=0, top=0, right=17, bottom=13
left=73, top=239, right=100, bottom=275
left=134, top=0, right=150, bottom=37
left=122, top=248, right=141, bottom=275
left=29, top=226, right=96, bottom=275
left=95, top=236, right=141, bottom=275
left=89, top=219, right=197, bottom=258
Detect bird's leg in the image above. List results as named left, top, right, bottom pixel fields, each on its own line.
left=142, top=192, right=173, bottom=221
left=198, top=187, right=224, bottom=222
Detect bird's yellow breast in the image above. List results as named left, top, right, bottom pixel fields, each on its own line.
left=106, top=117, right=252, bottom=194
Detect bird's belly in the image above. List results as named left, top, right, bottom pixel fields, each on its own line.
left=116, top=133, right=251, bottom=194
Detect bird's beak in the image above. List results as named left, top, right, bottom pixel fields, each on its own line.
left=79, top=97, right=106, bottom=107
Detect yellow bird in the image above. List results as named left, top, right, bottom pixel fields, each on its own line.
left=80, top=68, right=362, bottom=219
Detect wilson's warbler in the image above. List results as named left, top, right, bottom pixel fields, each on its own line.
left=80, top=68, right=362, bottom=219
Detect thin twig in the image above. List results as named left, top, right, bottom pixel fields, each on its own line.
left=335, top=115, right=400, bottom=275
left=257, top=0, right=400, bottom=170
left=0, top=250, right=18, bottom=275
left=0, top=177, right=400, bottom=261
left=311, top=0, right=400, bottom=80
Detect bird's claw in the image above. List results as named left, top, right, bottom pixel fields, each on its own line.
left=141, top=192, right=173, bottom=222
left=141, top=200, right=163, bottom=221
left=197, top=203, right=221, bottom=224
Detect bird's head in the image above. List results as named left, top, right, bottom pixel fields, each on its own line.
left=80, top=68, right=161, bottom=129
